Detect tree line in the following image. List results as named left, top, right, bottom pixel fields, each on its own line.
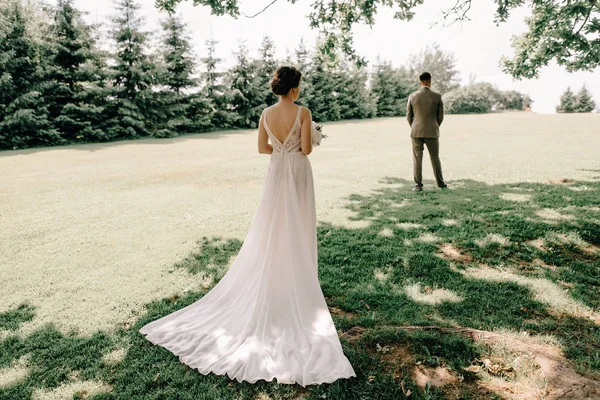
left=2, top=0, right=534, bottom=151
left=556, top=86, right=597, bottom=113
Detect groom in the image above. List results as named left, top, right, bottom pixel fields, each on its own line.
left=406, top=72, right=448, bottom=192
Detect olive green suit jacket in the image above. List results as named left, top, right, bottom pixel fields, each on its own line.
left=407, top=86, right=444, bottom=139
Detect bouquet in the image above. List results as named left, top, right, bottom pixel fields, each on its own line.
left=311, top=122, right=328, bottom=147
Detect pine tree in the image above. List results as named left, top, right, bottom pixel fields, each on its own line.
left=0, top=2, right=62, bottom=149
left=160, top=15, right=194, bottom=95
left=371, top=60, right=396, bottom=117
left=371, top=60, right=415, bottom=117
left=294, top=38, right=313, bottom=108
left=282, top=47, right=293, bottom=66
left=44, top=0, right=107, bottom=141
left=305, top=48, right=340, bottom=122
left=201, top=37, right=235, bottom=128
left=394, top=67, right=418, bottom=116
left=227, top=40, right=263, bottom=128
left=202, top=37, right=220, bottom=99
left=106, top=0, right=152, bottom=139
left=295, top=38, right=310, bottom=72
left=575, top=85, right=596, bottom=113
left=151, top=14, right=202, bottom=137
left=556, top=87, right=577, bottom=113
left=256, top=35, right=278, bottom=107
left=336, top=61, right=374, bottom=120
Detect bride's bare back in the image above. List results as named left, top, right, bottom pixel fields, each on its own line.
left=264, top=103, right=301, bottom=144
left=257, top=66, right=312, bottom=156
left=259, top=102, right=312, bottom=156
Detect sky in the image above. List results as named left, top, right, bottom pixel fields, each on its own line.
left=75, top=0, right=600, bottom=114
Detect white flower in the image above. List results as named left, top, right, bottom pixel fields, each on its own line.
left=311, top=122, right=327, bottom=146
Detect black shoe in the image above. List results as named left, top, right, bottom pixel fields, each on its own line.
left=439, top=184, right=449, bottom=190
left=412, top=186, right=423, bottom=192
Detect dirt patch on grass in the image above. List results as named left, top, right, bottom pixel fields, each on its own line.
left=467, top=329, right=600, bottom=400
left=527, top=239, right=547, bottom=252
left=329, top=306, right=357, bottom=320
left=386, top=325, right=600, bottom=400
left=546, top=178, right=575, bottom=185
left=413, top=365, right=456, bottom=388
left=339, top=325, right=366, bottom=343
left=438, top=243, right=473, bottom=262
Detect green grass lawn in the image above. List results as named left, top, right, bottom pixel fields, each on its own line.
left=1, top=177, right=599, bottom=399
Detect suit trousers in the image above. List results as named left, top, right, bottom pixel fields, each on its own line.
left=412, top=138, right=446, bottom=187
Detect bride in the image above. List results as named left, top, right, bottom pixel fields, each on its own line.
left=140, top=66, right=356, bottom=386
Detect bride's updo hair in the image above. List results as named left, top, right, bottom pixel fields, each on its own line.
left=270, top=66, right=302, bottom=96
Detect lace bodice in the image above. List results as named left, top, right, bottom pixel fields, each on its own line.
left=262, top=106, right=302, bottom=154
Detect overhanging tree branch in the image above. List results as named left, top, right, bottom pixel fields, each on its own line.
left=440, top=0, right=472, bottom=25
left=153, top=0, right=600, bottom=78
left=243, top=0, right=279, bottom=18
left=573, top=0, right=597, bottom=35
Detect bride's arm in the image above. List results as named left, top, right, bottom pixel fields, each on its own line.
left=300, top=107, right=312, bottom=156
left=258, top=112, right=273, bottom=154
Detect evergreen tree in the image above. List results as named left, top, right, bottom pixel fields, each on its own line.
left=305, top=48, right=340, bottom=122
left=335, top=61, right=374, bottom=120
left=201, top=37, right=236, bottom=128
left=556, top=87, right=577, bottom=113
left=255, top=35, right=278, bottom=107
left=371, top=60, right=397, bottom=117
left=371, top=59, right=416, bottom=117
left=160, top=15, right=194, bottom=94
left=202, top=38, right=220, bottom=99
left=227, top=40, right=263, bottom=128
left=294, top=38, right=313, bottom=108
left=575, top=85, right=596, bottom=113
left=295, top=38, right=310, bottom=72
left=44, top=0, right=107, bottom=141
left=185, top=92, right=214, bottom=133
left=106, top=0, right=152, bottom=139
left=151, top=14, right=203, bottom=137
left=0, top=2, right=62, bottom=149
left=393, top=67, right=416, bottom=116
left=282, top=47, right=293, bottom=66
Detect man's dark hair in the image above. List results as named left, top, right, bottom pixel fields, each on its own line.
left=419, top=72, right=432, bottom=82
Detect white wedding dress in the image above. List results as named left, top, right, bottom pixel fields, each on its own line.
left=140, top=105, right=356, bottom=386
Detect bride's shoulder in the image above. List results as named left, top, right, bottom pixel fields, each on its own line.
left=261, top=105, right=274, bottom=119
left=299, top=105, right=312, bottom=119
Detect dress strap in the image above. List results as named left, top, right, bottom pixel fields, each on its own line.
left=295, top=106, right=302, bottom=126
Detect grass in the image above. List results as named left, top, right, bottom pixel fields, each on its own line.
left=1, top=177, right=599, bottom=399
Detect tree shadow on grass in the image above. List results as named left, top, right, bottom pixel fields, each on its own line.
left=1, top=178, right=599, bottom=399
left=325, top=177, right=599, bottom=362
left=0, top=304, right=35, bottom=332
left=0, top=307, right=114, bottom=400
